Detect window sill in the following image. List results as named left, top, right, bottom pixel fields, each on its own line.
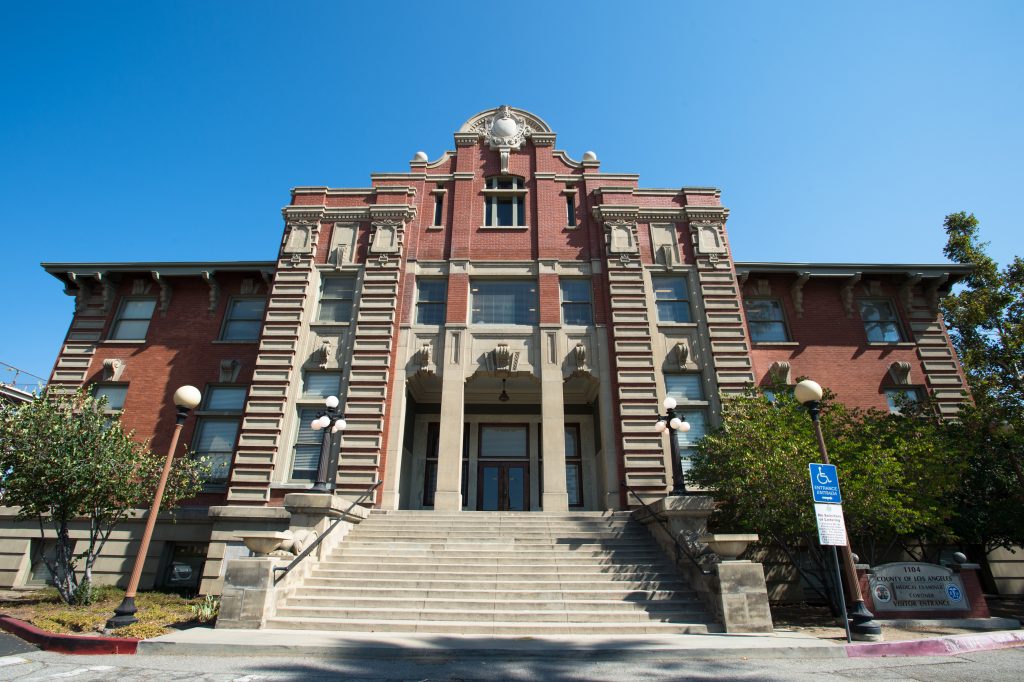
left=752, top=341, right=799, bottom=347
left=866, top=342, right=916, bottom=348
left=272, top=482, right=318, bottom=490
left=100, top=339, right=147, bottom=345
left=427, top=225, right=445, bottom=231
left=656, top=322, right=699, bottom=328
left=310, top=321, right=352, bottom=327
left=564, top=225, right=579, bottom=231
left=479, top=225, right=530, bottom=231
left=211, top=340, right=259, bottom=344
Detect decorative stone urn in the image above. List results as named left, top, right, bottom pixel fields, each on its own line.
left=236, top=531, right=294, bottom=557
left=699, top=533, right=759, bottom=561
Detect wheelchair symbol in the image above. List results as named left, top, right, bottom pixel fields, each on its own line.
left=815, top=466, right=832, bottom=485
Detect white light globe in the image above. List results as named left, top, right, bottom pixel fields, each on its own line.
left=677, top=420, right=691, bottom=433
left=654, top=421, right=667, bottom=433
left=794, top=379, right=824, bottom=405
left=317, top=415, right=331, bottom=429
left=669, top=417, right=682, bottom=430
left=173, top=385, right=202, bottom=410
left=310, top=419, right=323, bottom=431
left=663, top=397, right=677, bottom=410
left=325, top=395, right=340, bottom=409
left=332, top=419, right=347, bottom=433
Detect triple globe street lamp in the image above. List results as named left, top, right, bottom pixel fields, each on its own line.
left=654, top=396, right=692, bottom=495
left=309, top=395, right=346, bottom=494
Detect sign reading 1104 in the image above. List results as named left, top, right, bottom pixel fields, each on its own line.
left=809, top=463, right=842, bottom=504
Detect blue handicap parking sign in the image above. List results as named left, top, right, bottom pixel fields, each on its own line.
left=809, top=463, right=842, bottom=504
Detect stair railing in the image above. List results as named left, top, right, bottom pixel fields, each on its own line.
left=273, top=479, right=382, bottom=584
left=621, top=481, right=712, bottom=576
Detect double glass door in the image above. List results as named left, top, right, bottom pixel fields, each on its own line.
left=478, top=462, right=528, bottom=511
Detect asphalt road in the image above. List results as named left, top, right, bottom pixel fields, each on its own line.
left=0, top=645, right=1022, bottom=681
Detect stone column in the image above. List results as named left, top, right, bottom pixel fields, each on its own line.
left=434, top=324, right=468, bottom=511
left=540, top=326, right=569, bottom=511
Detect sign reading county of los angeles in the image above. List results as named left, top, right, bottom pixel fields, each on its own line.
left=867, top=562, right=969, bottom=612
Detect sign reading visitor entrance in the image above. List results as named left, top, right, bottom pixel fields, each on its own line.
left=867, top=562, right=970, bottom=612
left=808, top=463, right=842, bottom=504
left=813, top=503, right=848, bottom=546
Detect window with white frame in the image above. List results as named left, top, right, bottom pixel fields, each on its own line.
left=560, top=279, right=593, bottom=326
left=885, top=387, right=922, bottom=414
left=416, top=279, right=447, bottom=325
left=432, top=194, right=444, bottom=226
left=110, top=298, right=157, bottom=340
left=471, top=280, right=537, bottom=325
left=483, top=176, right=526, bottom=227
left=221, top=297, right=266, bottom=341
left=303, top=372, right=342, bottom=399
left=317, top=277, right=357, bottom=323
left=745, top=299, right=790, bottom=342
left=193, top=386, right=246, bottom=486
left=652, top=276, right=692, bottom=323
left=859, top=299, right=905, bottom=343
left=92, top=384, right=128, bottom=412
left=664, top=373, right=708, bottom=473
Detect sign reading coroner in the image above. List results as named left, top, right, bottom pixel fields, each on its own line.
left=867, top=562, right=969, bottom=613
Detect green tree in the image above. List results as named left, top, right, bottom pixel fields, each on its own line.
left=0, top=389, right=205, bottom=605
left=940, top=211, right=1024, bottom=552
left=689, top=387, right=963, bottom=606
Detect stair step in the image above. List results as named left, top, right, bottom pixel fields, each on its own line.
left=302, top=576, right=693, bottom=590
left=272, top=605, right=710, bottom=623
left=282, top=596, right=700, bottom=612
left=264, top=616, right=715, bottom=635
left=287, top=586, right=697, bottom=600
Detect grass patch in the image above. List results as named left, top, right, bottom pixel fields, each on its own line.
left=0, top=587, right=212, bottom=639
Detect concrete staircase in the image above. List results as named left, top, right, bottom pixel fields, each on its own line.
left=265, top=510, right=720, bottom=635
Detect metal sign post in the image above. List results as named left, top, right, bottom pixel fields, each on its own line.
left=811, top=464, right=852, bottom=644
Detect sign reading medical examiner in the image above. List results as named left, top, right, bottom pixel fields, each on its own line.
left=867, top=562, right=970, bottom=613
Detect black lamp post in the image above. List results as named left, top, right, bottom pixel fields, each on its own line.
left=309, top=395, right=345, bottom=494
left=794, top=379, right=883, bottom=641
left=655, top=396, right=692, bottom=495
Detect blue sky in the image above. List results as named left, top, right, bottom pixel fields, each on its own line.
left=2, top=1, right=1022, bottom=387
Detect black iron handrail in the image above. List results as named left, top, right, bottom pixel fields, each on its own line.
left=273, top=480, right=382, bottom=583
left=621, top=481, right=712, bottom=576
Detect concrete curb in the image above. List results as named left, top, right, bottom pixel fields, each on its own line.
left=845, top=630, right=1024, bottom=658
left=0, top=615, right=138, bottom=655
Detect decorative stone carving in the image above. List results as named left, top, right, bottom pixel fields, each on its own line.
left=840, top=273, right=863, bottom=317
left=737, top=271, right=750, bottom=288
left=863, top=280, right=884, bottom=297
left=369, top=221, right=401, bottom=254
left=240, top=278, right=262, bottom=295
left=767, top=360, right=792, bottom=385
left=606, top=220, right=638, bottom=254
left=102, top=358, right=125, bottom=382
left=131, top=279, right=152, bottom=296
left=219, top=359, right=241, bottom=383
left=68, top=273, right=90, bottom=313
left=572, top=342, right=587, bottom=372
left=472, top=105, right=532, bottom=151
left=750, top=279, right=771, bottom=297
left=694, top=222, right=726, bottom=254
left=900, top=273, right=923, bottom=313
left=414, top=342, right=436, bottom=375
left=888, top=361, right=912, bottom=386
left=151, top=271, right=172, bottom=315
left=658, top=244, right=677, bottom=266
left=489, top=344, right=520, bottom=374
left=94, top=273, right=115, bottom=314
left=926, top=275, right=948, bottom=316
left=330, top=223, right=358, bottom=268
left=673, top=340, right=695, bottom=370
left=283, top=222, right=314, bottom=254
left=312, top=338, right=333, bottom=369
left=791, top=273, right=811, bottom=318
left=201, top=271, right=219, bottom=314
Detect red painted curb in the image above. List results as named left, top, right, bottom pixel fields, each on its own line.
left=0, top=615, right=138, bottom=655
left=846, top=630, right=1024, bottom=658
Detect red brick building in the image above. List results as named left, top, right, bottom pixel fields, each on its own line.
left=4, top=106, right=981, bottom=595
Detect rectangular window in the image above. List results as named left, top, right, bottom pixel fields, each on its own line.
left=471, top=280, right=537, bottom=325
left=560, top=279, right=593, bottom=326
left=565, top=426, right=583, bottom=507
left=318, top=277, right=356, bottom=323
left=433, top=195, right=444, bottom=226
left=292, top=408, right=324, bottom=481
left=303, top=372, right=342, bottom=399
left=110, top=298, right=156, bottom=340
left=664, top=374, right=704, bottom=402
left=221, top=298, right=266, bottom=341
left=422, top=422, right=440, bottom=507
left=192, top=419, right=238, bottom=485
left=483, top=177, right=526, bottom=227
left=859, top=299, right=904, bottom=343
left=566, top=194, right=576, bottom=225
left=745, top=299, right=789, bottom=342
left=416, top=279, right=447, bottom=325
left=652, top=277, right=692, bottom=323
left=202, top=386, right=247, bottom=411
left=885, top=388, right=922, bottom=414
left=92, top=384, right=128, bottom=411
left=479, top=425, right=529, bottom=458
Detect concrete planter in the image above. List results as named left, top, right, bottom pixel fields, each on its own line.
left=700, top=533, right=759, bottom=561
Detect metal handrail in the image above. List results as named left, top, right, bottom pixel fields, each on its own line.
left=273, top=480, right=383, bottom=583
left=621, top=481, right=712, bottom=576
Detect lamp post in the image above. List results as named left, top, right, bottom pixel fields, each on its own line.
left=309, top=395, right=346, bottom=494
left=107, top=385, right=202, bottom=630
left=654, top=396, right=692, bottom=495
left=794, top=379, right=882, bottom=641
